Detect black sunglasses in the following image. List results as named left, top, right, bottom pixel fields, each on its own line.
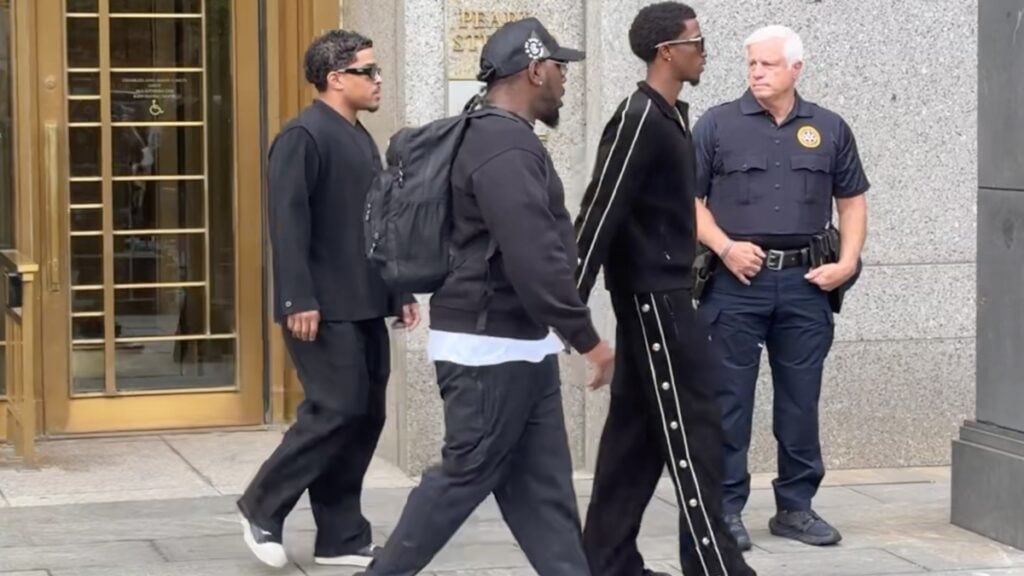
left=337, top=64, right=382, bottom=80
left=655, top=36, right=706, bottom=53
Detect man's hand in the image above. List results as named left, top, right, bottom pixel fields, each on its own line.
left=720, top=240, right=766, bottom=285
left=805, top=261, right=857, bottom=292
left=287, top=310, right=320, bottom=342
left=584, top=340, right=615, bottom=390
left=393, top=303, right=421, bottom=330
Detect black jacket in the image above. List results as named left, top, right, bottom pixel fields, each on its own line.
left=268, top=100, right=406, bottom=322
left=429, top=109, right=600, bottom=354
left=575, top=82, right=698, bottom=302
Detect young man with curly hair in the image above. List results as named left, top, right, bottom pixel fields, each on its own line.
left=237, top=29, right=419, bottom=569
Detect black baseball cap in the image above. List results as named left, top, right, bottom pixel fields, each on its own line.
left=477, top=17, right=585, bottom=82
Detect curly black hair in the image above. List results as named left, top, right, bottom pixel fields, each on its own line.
left=304, top=29, right=374, bottom=92
left=629, top=2, right=697, bottom=63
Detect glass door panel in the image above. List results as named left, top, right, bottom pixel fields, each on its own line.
left=37, top=0, right=261, bottom=434
left=63, top=0, right=236, bottom=396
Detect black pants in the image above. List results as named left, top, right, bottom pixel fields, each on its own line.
left=238, top=319, right=389, bottom=557
left=367, top=356, right=589, bottom=576
left=700, top=266, right=834, bottom=515
left=584, top=290, right=755, bottom=576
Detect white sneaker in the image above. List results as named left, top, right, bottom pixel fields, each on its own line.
left=315, top=544, right=381, bottom=567
left=240, top=513, right=288, bottom=568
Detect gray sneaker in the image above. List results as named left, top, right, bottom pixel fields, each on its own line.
left=769, top=509, right=842, bottom=546
left=724, top=513, right=753, bottom=551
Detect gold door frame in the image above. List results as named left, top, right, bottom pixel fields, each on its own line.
left=0, top=0, right=44, bottom=448
left=264, top=0, right=339, bottom=423
left=34, top=0, right=264, bottom=434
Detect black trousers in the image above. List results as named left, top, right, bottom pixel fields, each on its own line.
left=584, top=290, right=755, bottom=576
left=238, top=319, right=389, bottom=557
left=700, top=266, right=834, bottom=515
left=367, top=356, right=589, bottom=576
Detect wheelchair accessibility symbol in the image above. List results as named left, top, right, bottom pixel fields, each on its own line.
left=148, top=99, right=165, bottom=117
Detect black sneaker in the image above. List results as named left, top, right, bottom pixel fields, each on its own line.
left=238, top=512, right=287, bottom=568
left=724, top=513, right=753, bottom=551
left=769, top=509, right=842, bottom=546
left=315, top=544, right=381, bottom=567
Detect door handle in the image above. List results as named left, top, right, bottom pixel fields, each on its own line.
left=44, top=122, right=61, bottom=292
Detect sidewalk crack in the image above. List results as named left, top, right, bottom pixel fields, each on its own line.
left=150, top=539, right=171, bottom=562
left=878, top=547, right=930, bottom=572
left=161, top=435, right=220, bottom=494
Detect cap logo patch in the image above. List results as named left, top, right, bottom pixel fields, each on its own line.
left=524, top=32, right=550, bottom=60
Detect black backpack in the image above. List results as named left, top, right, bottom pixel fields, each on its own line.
left=364, top=96, right=510, bottom=294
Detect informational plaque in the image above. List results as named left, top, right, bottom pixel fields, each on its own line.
left=111, top=73, right=202, bottom=122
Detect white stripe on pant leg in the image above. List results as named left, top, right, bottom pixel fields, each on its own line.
left=633, top=295, right=711, bottom=576
left=650, top=295, right=729, bottom=576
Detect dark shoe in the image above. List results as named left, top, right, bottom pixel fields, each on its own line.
left=315, top=544, right=381, bottom=567
left=724, top=513, right=753, bottom=551
left=238, top=511, right=287, bottom=568
left=769, top=509, right=842, bottom=546
left=642, top=569, right=672, bottom=576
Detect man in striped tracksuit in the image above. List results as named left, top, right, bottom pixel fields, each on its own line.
left=575, top=4, right=756, bottom=576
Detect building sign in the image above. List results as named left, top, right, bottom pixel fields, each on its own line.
left=446, top=7, right=530, bottom=80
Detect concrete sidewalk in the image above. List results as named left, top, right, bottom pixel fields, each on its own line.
left=0, top=430, right=1021, bottom=576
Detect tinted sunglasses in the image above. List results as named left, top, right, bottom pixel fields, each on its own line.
left=338, top=64, right=382, bottom=80
left=655, top=36, right=705, bottom=53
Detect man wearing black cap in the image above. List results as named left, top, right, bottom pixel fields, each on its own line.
left=575, top=4, right=756, bottom=576
left=361, top=17, right=613, bottom=576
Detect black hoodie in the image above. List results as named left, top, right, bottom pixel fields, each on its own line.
left=429, top=109, right=600, bottom=355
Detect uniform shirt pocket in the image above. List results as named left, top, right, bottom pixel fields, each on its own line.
left=717, top=153, right=768, bottom=205
left=790, top=153, right=833, bottom=203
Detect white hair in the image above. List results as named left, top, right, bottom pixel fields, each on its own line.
left=743, top=25, right=804, bottom=66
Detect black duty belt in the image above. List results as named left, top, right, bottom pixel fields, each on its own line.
left=764, top=248, right=811, bottom=271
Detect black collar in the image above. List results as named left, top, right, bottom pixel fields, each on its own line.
left=479, top=103, right=535, bottom=129
left=312, top=99, right=379, bottom=163
left=313, top=98, right=362, bottom=130
left=638, top=81, right=691, bottom=124
left=739, top=89, right=814, bottom=123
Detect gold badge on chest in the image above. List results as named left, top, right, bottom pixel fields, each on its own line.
left=797, top=125, right=821, bottom=149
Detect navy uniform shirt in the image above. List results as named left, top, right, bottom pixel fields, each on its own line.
left=693, top=89, right=869, bottom=248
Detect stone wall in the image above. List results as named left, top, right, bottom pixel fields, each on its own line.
left=342, top=0, right=978, bottom=476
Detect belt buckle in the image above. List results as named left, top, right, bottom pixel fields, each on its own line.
left=766, top=249, right=785, bottom=271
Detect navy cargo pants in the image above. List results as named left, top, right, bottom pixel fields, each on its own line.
left=699, top=265, right=835, bottom=515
